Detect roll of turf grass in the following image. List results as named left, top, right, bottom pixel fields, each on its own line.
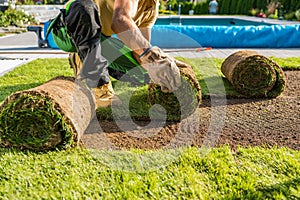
left=0, top=76, right=95, bottom=151
left=221, top=50, right=285, bottom=98
left=148, top=61, right=201, bottom=122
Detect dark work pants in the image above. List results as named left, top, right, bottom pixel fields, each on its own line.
left=63, top=0, right=110, bottom=88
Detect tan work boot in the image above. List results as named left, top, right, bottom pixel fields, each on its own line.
left=92, top=82, right=122, bottom=108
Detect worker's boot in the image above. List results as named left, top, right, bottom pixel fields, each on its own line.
left=92, top=81, right=122, bottom=108
left=69, top=53, right=120, bottom=107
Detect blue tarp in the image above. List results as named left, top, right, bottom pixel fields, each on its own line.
left=151, top=25, right=300, bottom=48
left=44, top=21, right=58, bottom=49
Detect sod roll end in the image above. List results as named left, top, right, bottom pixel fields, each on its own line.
left=0, top=76, right=96, bottom=151
left=221, top=50, right=286, bottom=98
left=148, top=63, right=201, bottom=121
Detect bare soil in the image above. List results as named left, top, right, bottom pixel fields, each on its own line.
left=82, top=71, right=299, bottom=151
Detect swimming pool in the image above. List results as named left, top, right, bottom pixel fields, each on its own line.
left=151, top=16, right=300, bottom=48
left=45, top=15, right=300, bottom=49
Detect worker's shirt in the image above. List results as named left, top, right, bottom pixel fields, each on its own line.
left=94, top=0, right=158, bottom=36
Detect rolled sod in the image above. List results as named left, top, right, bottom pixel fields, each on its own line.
left=221, top=50, right=286, bottom=98
left=0, top=76, right=95, bottom=151
left=148, top=62, right=201, bottom=121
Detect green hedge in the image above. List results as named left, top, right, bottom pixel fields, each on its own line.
left=166, top=0, right=196, bottom=15
left=218, top=0, right=300, bottom=15
left=194, top=1, right=209, bottom=14
left=161, top=0, right=300, bottom=19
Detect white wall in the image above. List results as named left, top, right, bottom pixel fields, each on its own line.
left=16, top=5, right=63, bottom=24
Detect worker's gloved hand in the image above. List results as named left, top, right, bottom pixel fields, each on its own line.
left=174, top=59, right=192, bottom=69
left=139, top=46, right=181, bottom=93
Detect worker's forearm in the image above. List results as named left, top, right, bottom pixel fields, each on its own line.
left=111, top=12, right=151, bottom=58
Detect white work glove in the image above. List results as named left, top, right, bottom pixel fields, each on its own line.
left=139, top=46, right=181, bottom=93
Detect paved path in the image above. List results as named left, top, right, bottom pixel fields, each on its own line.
left=1, top=32, right=300, bottom=76
left=164, top=48, right=300, bottom=58
left=0, top=32, right=68, bottom=76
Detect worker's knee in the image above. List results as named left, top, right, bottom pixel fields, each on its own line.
left=66, top=0, right=100, bottom=27
left=64, top=0, right=101, bottom=49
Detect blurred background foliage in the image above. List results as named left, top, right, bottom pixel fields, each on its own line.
left=1, top=0, right=300, bottom=28
left=160, top=0, right=300, bottom=20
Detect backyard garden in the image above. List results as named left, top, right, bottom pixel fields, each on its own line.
left=0, top=55, right=299, bottom=199
left=0, top=0, right=299, bottom=199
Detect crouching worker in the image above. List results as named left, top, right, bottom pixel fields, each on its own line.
left=47, top=0, right=182, bottom=108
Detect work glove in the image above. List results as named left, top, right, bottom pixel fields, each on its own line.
left=139, top=46, right=181, bottom=93
left=174, top=59, right=192, bottom=69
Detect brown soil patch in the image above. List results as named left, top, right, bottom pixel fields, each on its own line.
left=82, top=71, right=299, bottom=150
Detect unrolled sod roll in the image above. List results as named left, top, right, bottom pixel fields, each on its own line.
left=148, top=61, right=201, bottom=121
left=221, top=50, right=285, bottom=98
left=0, top=76, right=95, bottom=151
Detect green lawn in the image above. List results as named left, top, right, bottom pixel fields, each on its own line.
left=0, top=57, right=299, bottom=199
left=0, top=146, right=299, bottom=199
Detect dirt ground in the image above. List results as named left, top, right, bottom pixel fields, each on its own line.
left=82, top=71, right=299, bottom=151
